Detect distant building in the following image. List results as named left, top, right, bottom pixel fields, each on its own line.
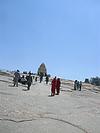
left=37, top=63, right=47, bottom=76
left=84, top=78, right=90, bottom=83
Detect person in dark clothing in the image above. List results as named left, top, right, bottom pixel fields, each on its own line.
left=74, top=80, right=77, bottom=90
left=39, top=72, right=44, bottom=83
left=46, top=75, right=49, bottom=84
left=77, top=81, right=80, bottom=90
left=79, top=81, right=82, bottom=91
left=13, top=70, right=20, bottom=87
left=26, top=72, right=33, bottom=90
left=40, top=75, right=43, bottom=83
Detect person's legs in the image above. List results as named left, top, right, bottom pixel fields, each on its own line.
left=13, top=82, right=15, bottom=86
left=79, top=86, right=81, bottom=91
left=51, top=87, right=55, bottom=96
left=74, top=84, right=76, bottom=90
left=27, top=84, right=30, bottom=90
left=16, top=80, right=18, bottom=87
left=27, top=83, right=31, bottom=90
left=13, top=77, right=16, bottom=86
left=57, top=87, right=60, bottom=95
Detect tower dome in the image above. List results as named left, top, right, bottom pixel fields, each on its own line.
left=37, top=63, right=47, bottom=76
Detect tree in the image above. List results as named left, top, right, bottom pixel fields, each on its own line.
left=90, top=77, right=100, bottom=86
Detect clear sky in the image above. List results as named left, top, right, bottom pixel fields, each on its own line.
left=0, top=0, right=100, bottom=81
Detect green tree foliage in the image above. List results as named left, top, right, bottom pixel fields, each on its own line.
left=90, top=77, right=100, bottom=86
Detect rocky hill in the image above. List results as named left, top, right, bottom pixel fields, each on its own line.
left=0, top=73, right=100, bottom=133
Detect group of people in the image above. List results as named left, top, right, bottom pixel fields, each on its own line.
left=74, top=80, right=82, bottom=91
left=51, top=77, right=61, bottom=96
left=13, top=70, right=49, bottom=90
left=13, top=70, right=33, bottom=90
left=33, top=75, right=49, bottom=84
left=13, top=70, right=82, bottom=93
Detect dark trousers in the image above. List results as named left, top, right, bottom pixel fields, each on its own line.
left=79, top=86, right=81, bottom=91
left=27, top=83, right=31, bottom=90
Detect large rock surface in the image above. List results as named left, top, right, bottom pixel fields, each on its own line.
left=0, top=75, right=100, bottom=133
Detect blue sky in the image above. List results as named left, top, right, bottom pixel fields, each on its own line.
left=0, top=0, right=100, bottom=80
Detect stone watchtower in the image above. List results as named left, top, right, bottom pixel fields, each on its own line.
left=37, top=63, right=47, bottom=76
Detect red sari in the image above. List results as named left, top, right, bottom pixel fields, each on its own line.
left=51, top=78, right=56, bottom=96
left=56, top=78, right=61, bottom=95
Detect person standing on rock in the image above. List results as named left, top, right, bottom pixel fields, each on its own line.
left=13, top=70, right=20, bottom=87
left=51, top=77, right=56, bottom=96
left=77, top=81, right=80, bottom=90
left=26, top=72, right=33, bottom=90
left=79, top=81, right=82, bottom=91
left=74, top=80, right=77, bottom=90
left=56, top=78, right=61, bottom=95
left=46, top=75, right=49, bottom=84
left=39, top=72, right=43, bottom=83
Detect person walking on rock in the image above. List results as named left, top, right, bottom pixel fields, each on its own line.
left=56, top=78, right=61, bottom=95
left=13, top=70, right=20, bottom=87
left=51, top=77, right=56, bottom=96
left=79, top=81, right=82, bottom=91
left=39, top=73, right=43, bottom=83
left=26, top=72, right=33, bottom=90
left=77, top=81, right=80, bottom=90
left=74, top=80, right=77, bottom=90
left=46, top=75, right=49, bottom=84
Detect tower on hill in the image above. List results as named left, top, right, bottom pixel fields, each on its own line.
left=37, top=63, right=47, bottom=76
